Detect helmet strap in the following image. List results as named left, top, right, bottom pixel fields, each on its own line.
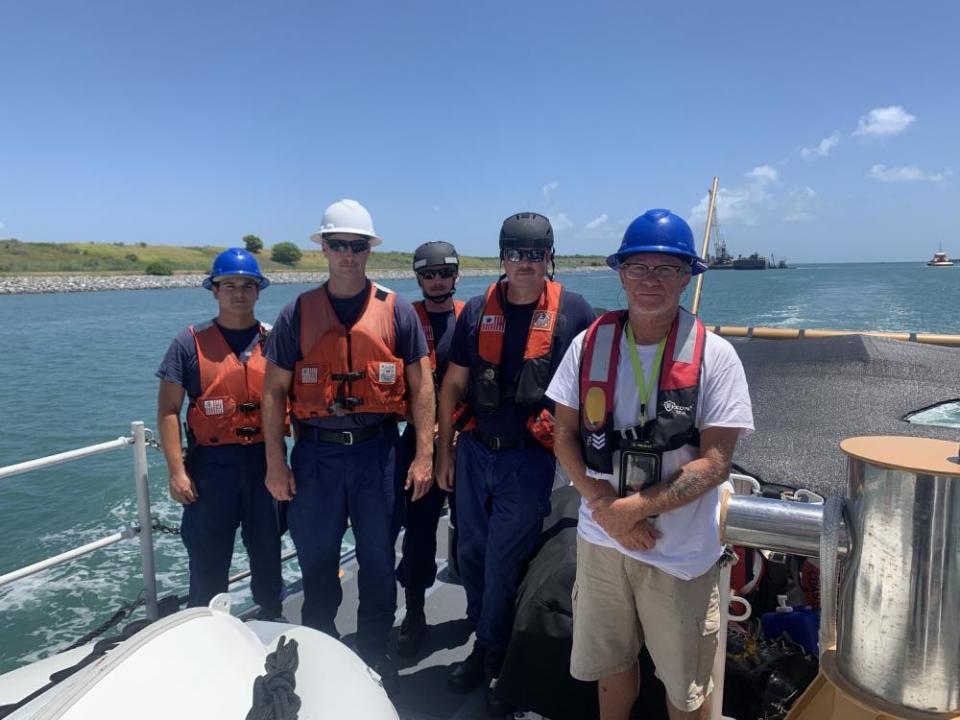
left=423, top=288, right=456, bottom=303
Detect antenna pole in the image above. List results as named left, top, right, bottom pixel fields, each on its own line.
left=691, top=176, right=719, bottom=316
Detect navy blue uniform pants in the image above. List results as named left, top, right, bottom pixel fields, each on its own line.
left=181, top=443, right=283, bottom=617
left=287, top=423, right=402, bottom=665
left=396, top=423, right=448, bottom=593
left=455, top=432, right=554, bottom=654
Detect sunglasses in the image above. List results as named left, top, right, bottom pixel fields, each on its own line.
left=619, top=263, right=689, bottom=280
left=503, top=248, right=548, bottom=263
left=417, top=267, right=457, bottom=280
left=327, top=239, right=370, bottom=254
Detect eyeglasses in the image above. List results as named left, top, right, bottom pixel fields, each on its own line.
left=619, top=263, right=689, bottom=280
left=326, top=239, right=370, bottom=254
left=503, top=248, right=548, bottom=263
left=417, top=267, right=457, bottom=280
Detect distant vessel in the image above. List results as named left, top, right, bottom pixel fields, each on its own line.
left=927, top=251, right=954, bottom=267
left=770, top=254, right=789, bottom=269
left=733, top=252, right=768, bottom=270
left=707, top=218, right=734, bottom=269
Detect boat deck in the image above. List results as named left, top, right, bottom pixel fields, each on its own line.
left=280, top=516, right=491, bottom=720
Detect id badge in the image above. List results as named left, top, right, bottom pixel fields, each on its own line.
left=618, top=449, right=661, bottom=498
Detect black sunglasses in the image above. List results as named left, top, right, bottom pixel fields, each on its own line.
left=417, top=267, right=457, bottom=280
left=327, top=239, right=370, bottom=254
left=503, top=248, right=548, bottom=263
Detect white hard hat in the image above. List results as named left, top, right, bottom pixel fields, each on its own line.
left=310, top=199, right=382, bottom=246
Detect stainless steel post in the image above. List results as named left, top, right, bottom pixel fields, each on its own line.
left=836, top=436, right=960, bottom=714
left=132, top=421, right=159, bottom=620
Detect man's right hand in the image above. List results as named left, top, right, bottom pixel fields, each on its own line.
left=435, top=447, right=455, bottom=492
left=168, top=470, right=197, bottom=505
left=266, top=463, right=296, bottom=501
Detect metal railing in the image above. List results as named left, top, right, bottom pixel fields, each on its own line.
left=0, top=421, right=160, bottom=619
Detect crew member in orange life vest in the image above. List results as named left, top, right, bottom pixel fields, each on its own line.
left=436, top=213, right=595, bottom=714
left=395, top=241, right=464, bottom=658
left=155, top=248, right=283, bottom=619
left=261, top=199, right=434, bottom=688
left=548, top=210, right=754, bottom=720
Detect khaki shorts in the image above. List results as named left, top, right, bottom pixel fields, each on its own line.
left=570, top=535, right=721, bottom=712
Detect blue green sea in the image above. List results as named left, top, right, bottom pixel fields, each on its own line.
left=1, top=262, right=958, bottom=673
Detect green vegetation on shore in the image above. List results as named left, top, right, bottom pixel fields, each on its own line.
left=0, top=238, right=607, bottom=275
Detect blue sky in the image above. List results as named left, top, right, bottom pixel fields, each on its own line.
left=1, top=1, right=958, bottom=262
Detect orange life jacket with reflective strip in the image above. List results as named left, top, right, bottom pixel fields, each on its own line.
left=290, top=282, right=407, bottom=419
left=186, top=321, right=268, bottom=446
left=413, top=299, right=465, bottom=374
left=471, top=279, right=563, bottom=413
left=579, top=307, right=705, bottom=473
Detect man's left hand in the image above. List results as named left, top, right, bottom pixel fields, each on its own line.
left=406, top=453, right=434, bottom=502
left=588, top=495, right=646, bottom=537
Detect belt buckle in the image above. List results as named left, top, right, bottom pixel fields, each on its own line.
left=342, top=431, right=354, bottom=445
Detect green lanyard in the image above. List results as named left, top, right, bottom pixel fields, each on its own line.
left=625, top=324, right=667, bottom=427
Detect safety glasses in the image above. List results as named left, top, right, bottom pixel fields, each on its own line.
left=619, top=263, right=688, bottom=280
left=326, top=239, right=371, bottom=254
left=503, top=248, right=548, bottom=263
left=417, top=267, right=457, bottom=280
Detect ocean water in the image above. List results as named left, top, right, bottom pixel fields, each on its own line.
left=0, top=262, right=958, bottom=673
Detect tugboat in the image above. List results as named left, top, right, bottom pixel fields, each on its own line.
left=732, top=252, right=767, bottom=270
left=769, top=254, right=789, bottom=269
left=927, top=250, right=954, bottom=267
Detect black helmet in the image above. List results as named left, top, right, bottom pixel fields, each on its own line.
left=413, top=241, right=459, bottom=271
left=499, top=212, right=554, bottom=250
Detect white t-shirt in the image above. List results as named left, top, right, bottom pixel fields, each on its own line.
left=546, top=327, right=754, bottom=579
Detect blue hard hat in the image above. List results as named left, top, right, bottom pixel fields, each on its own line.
left=606, top=209, right=707, bottom=275
left=203, top=248, right=270, bottom=290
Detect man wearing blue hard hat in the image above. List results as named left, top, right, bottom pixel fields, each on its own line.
left=156, top=247, right=283, bottom=619
left=547, top=210, right=754, bottom=720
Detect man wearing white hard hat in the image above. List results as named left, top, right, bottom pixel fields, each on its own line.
left=261, top=199, right=435, bottom=689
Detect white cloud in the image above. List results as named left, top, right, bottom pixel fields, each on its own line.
left=784, top=186, right=817, bottom=222
left=542, top=180, right=559, bottom=201
left=584, top=213, right=608, bottom=230
left=746, top=165, right=779, bottom=183
left=868, top=164, right=951, bottom=183
left=551, top=212, right=574, bottom=231
left=691, top=165, right=779, bottom=226
left=853, top=106, right=916, bottom=138
left=801, top=132, right=840, bottom=159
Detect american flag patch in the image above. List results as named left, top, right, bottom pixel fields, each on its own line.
left=301, top=367, right=319, bottom=384
left=203, top=399, right=225, bottom=416
left=481, top=315, right=505, bottom=333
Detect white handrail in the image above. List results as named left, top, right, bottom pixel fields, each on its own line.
left=0, top=436, right=132, bottom=481
left=0, top=529, right=132, bottom=588
left=0, top=423, right=160, bottom=620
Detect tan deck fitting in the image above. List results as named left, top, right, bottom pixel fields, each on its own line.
left=840, top=436, right=960, bottom=477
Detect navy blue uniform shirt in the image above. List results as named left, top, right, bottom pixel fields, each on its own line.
left=449, top=285, right=595, bottom=442
left=264, top=281, right=428, bottom=430
left=156, top=321, right=262, bottom=400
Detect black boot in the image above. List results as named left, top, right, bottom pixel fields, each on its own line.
left=397, top=590, right=427, bottom=657
left=484, top=650, right=513, bottom=717
left=447, top=639, right=485, bottom=693
left=372, top=652, right=399, bottom=696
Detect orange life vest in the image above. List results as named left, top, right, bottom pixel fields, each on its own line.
left=413, top=299, right=465, bottom=374
left=471, top=279, right=563, bottom=413
left=290, top=282, right=408, bottom=419
left=186, top=321, right=268, bottom=446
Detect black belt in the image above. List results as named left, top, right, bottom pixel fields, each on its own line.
left=297, top=421, right=393, bottom=446
left=471, top=429, right=531, bottom=452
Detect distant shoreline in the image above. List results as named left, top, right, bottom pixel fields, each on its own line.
left=0, top=265, right=609, bottom=296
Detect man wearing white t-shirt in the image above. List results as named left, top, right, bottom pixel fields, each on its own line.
left=547, top=209, right=753, bottom=720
